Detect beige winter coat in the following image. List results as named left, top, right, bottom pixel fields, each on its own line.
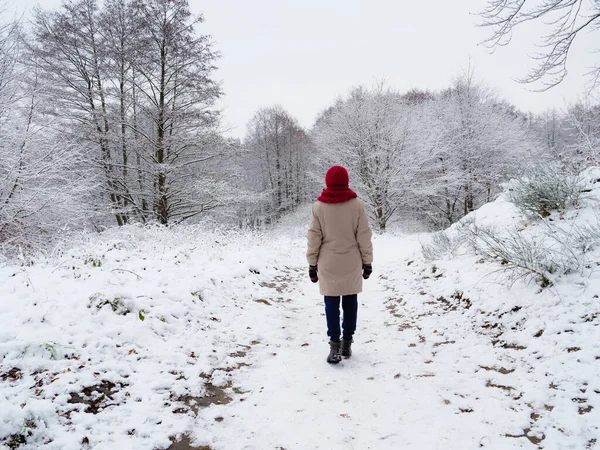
left=306, top=198, right=374, bottom=296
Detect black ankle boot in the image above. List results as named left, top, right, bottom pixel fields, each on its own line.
left=327, top=340, right=342, bottom=364
left=341, top=338, right=353, bottom=358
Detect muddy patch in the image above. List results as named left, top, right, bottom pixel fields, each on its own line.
left=68, top=380, right=127, bottom=414
left=506, top=428, right=545, bottom=446
left=486, top=380, right=515, bottom=392
left=479, top=365, right=515, bottom=375
left=259, top=276, right=290, bottom=294
left=173, top=382, right=233, bottom=416
left=254, top=299, right=271, bottom=305
left=493, top=341, right=527, bottom=351
left=0, top=367, right=22, bottom=382
left=166, top=435, right=211, bottom=450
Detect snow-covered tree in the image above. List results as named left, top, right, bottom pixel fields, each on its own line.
left=0, top=15, right=84, bottom=250
left=563, top=102, right=600, bottom=169
left=28, top=0, right=223, bottom=227
left=413, top=74, right=539, bottom=228
left=532, top=102, right=600, bottom=172
left=243, top=106, right=313, bottom=225
left=479, top=0, right=600, bottom=89
left=313, top=84, right=430, bottom=231
left=313, top=78, right=542, bottom=231
left=30, top=0, right=134, bottom=226
left=129, top=0, right=222, bottom=224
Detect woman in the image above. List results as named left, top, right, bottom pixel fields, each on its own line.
left=307, top=165, right=373, bottom=364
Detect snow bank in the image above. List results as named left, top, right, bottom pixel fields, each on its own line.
left=1, top=169, right=599, bottom=449
left=410, top=167, right=600, bottom=448
left=0, top=225, right=305, bottom=449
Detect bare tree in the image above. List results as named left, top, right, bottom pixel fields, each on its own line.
left=562, top=101, right=600, bottom=168
left=0, top=15, right=84, bottom=250
left=243, top=106, right=313, bottom=225
left=27, top=0, right=223, bottom=227
left=313, top=84, right=428, bottom=232
left=479, top=0, right=600, bottom=89
left=98, top=0, right=141, bottom=219
left=312, top=78, right=542, bottom=231
left=30, top=0, right=131, bottom=226
left=130, top=0, right=222, bottom=225
left=414, top=74, right=538, bottom=228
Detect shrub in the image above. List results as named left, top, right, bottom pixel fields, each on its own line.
left=422, top=210, right=600, bottom=288
left=506, top=164, right=581, bottom=218
left=88, top=293, right=132, bottom=315
left=466, top=224, right=557, bottom=287
left=465, top=220, right=600, bottom=288
left=421, top=219, right=473, bottom=261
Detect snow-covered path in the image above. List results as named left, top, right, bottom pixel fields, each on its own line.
left=194, top=269, right=430, bottom=450
left=189, top=237, right=553, bottom=450
left=1, top=228, right=598, bottom=450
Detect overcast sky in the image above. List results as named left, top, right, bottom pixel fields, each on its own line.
left=11, top=0, right=599, bottom=139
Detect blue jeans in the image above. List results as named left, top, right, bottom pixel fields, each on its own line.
left=324, top=295, right=358, bottom=342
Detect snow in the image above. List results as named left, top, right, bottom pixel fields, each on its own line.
left=1, top=176, right=600, bottom=449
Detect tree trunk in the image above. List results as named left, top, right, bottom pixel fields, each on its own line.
left=154, top=40, right=168, bottom=225
left=132, top=69, right=149, bottom=221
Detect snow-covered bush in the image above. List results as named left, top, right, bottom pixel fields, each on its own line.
left=467, top=225, right=556, bottom=287
left=560, top=219, right=600, bottom=254
left=88, top=293, right=133, bottom=316
left=421, top=219, right=473, bottom=260
left=422, top=183, right=600, bottom=287
left=506, top=164, right=581, bottom=218
left=465, top=220, right=600, bottom=287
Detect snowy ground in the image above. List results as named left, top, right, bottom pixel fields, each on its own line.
left=1, top=185, right=599, bottom=449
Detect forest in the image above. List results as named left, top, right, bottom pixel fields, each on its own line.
left=1, top=1, right=600, bottom=449
left=0, top=0, right=599, bottom=253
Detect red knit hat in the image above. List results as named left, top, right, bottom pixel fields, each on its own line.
left=325, top=165, right=350, bottom=187
left=318, top=165, right=357, bottom=203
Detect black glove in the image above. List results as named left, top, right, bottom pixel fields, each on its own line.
left=309, top=265, right=318, bottom=283
left=362, top=263, right=372, bottom=280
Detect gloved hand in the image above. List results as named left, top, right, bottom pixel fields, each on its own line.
left=362, top=263, right=372, bottom=280
left=309, top=265, right=318, bottom=283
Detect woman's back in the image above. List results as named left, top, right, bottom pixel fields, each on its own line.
left=308, top=197, right=372, bottom=296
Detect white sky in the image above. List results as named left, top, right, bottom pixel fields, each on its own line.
left=10, top=0, right=599, bottom=139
